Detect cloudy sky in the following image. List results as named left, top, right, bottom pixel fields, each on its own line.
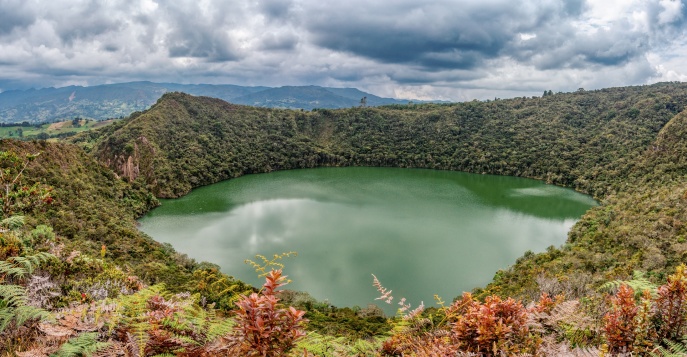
left=0, top=0, right=686, bottom=101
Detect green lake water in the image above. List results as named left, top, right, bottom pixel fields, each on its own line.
left=138, top=167, right=596, bottom=313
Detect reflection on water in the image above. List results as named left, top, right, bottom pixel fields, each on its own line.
left=139, top=167, right=597, bottom=314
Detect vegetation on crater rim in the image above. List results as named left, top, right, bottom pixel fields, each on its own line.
left=2, top=82, right=687, bottom=355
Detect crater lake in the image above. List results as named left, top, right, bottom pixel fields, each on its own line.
left=138, top=167, right=597, bottom=313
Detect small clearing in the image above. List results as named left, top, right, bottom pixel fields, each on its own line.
left=48, top=121, right=69, bottom=131
left=92, top=119, right=114, bottom=128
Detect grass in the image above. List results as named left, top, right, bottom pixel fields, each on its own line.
left=0, top=119, right=118, bottom=140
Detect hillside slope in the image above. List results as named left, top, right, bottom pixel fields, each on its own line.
left=486, top=109, right=687, bottom=298
left=0, top=140, right=205, bottom=289
left=84, top=82, right=687, bottom=299
left=90, top=95, right=324, bottom=197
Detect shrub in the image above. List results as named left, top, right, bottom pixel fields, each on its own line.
left=229, top=269, right=307, bottom=356
left=603, top=284, right=638, bottom=353
left=452, top=292, right=538, bottom=356
left=106, top=284, right=233, bottom=356
left=653, top=264, right=687, bottom=342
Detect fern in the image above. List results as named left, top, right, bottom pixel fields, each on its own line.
left=179, top=303, right=233, bottom=343
left=0, top=252, right=55, bottom=335
left=104, top=285, right=170, bottom=355
left=0, top=284, right=28, bottom=306
left=244, top=251, right=297, bottom=278
left=350, top=337, right=382, bottom=354
left=0, top=251, right=55, bottom=280
left=121, top=285, right=164, bottom=356
left=14, top=251, right=57, bottom=273
left=161, top=296, right=235, bottom=352
left=650, top=339, right=687, bottom=356
left=104, top=299, right=122, bottom=336
left=297, top=332, right=382, bottom=357
left=106, top=284, right=238, bottom=355
left=600, top=271, right=658, bottom=297
left=0, top=303, right=50, bottom=332
left=296, top=332, right=346, bottom=356
left=203, top=310, right=234, bottom=343
left=0, top=215, right=24, bottom=230
left=9, top=304, right=50, bottom=327
left=52, top=332, right=110, bottom=357
left=131, top=321, right=150, bottom=356
left=0, top=260, right=27, bottom=280
left=26, top=274, right=60, bottom=308
left=118, top=284, right=169, bottom=321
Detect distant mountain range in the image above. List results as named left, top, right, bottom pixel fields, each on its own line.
left=0, top=81, right=427, bottom=123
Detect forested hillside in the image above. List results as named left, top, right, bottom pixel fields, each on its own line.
left=0, top=140, right=201, bottom=288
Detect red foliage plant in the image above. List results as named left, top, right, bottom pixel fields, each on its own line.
left=231, top=269, right=307, bottom=357
left=532, top=292, right=563, bottom=314
left=601, top=265, right=687, bottom=353
left=452, top=292, right=537, bottom=356
left=603, top=284, right=638, bottom=354
left=654, top=264, right=687, bottom=342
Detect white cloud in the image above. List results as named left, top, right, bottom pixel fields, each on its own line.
left=0, top=0, right=685, bottom=100
left=658, top=0, right=684, bottom=24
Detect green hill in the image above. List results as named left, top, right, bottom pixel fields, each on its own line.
left=0, top=140, right=207, bottom=287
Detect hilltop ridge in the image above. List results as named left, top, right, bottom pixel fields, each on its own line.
left=0, top=82, right=420, bottom=123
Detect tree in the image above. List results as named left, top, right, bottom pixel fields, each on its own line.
left=0, top=151, right=52, bottom=219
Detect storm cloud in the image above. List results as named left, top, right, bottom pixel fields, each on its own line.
left=0, top=0, right=685, bottom=100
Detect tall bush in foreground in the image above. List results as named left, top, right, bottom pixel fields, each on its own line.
left=452, top=292, right=537, bottom=356
left=229, top=269, right=307, bottom=356
left=654, top=265, right=687, bottom=342
left=603, top=284, right=638, bottom=354
left=601, top=265, right=687, bottom=354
